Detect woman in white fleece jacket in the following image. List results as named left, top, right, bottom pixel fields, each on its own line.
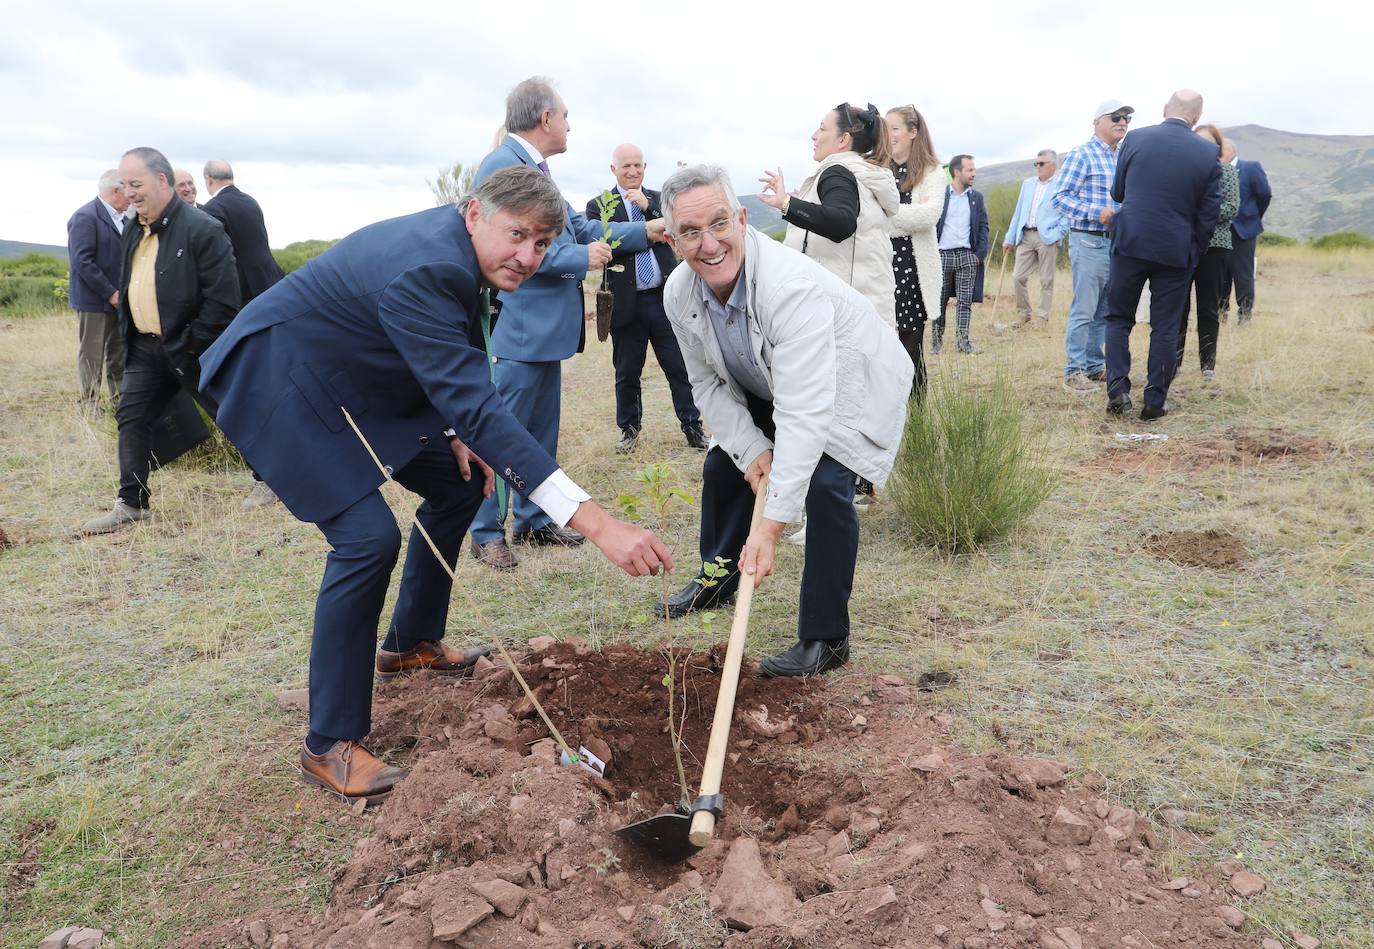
left=885, top=105, right=945, bottom=399
left=758, top=102, right=900, bottom=325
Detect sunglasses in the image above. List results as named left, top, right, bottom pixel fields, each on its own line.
left=1034, top=161, right=1051, bottom=167
left=1108, top=112, right=1133, bottom=124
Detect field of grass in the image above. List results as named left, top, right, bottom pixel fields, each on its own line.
left=1, top=246, right=1371, bottom=947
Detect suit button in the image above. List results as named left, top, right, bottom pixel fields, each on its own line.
left=418, top=435, right=430, bottom=446
left=384, top=465, right=394, bottom=476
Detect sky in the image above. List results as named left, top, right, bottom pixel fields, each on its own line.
left=6, top=0, right=1370, bottom=248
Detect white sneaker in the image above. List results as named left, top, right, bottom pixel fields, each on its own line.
left=241, top=481, right=280, bottom=511
left=786, top=522, right=807, bottom=547
left=853, top=496, right=871, bottom=512
left=1201, top=369, right=1216, bottom=382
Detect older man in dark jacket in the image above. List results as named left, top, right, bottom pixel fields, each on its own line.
left=80, top=146, right=242, bottom=535
left=66, top=169, right=130, bottom=409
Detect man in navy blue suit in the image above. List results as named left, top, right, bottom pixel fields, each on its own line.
left=467, top=76, right=665, bottom=571
left=66, top=169, right=130, bottom=410
left=200, top=166, right=673, bottom=805
left=586, top=143, right=705, bottom=455
left=1102, top=90, right=1222, bottom=421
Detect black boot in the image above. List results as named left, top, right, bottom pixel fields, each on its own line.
left=758, top=638, right=850, bottom=678
left=655, top=577, right=735, bottom=619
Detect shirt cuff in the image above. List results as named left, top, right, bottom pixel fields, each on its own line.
left=528, top=468, right=590, bottom=527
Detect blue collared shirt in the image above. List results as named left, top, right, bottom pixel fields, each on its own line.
left=938, top=187, right=972, bottom=250
left=700, top=276, right=772, bottom=400
left=98, top=196, right=127, bottom=234
left=1051, top=135, right=1120, bottom=231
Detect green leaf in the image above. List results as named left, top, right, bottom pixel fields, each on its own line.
left=662, top=674, right=672, bottom=688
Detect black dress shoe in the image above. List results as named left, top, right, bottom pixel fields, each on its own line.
left=759, top=638, right=850, bottom=678
left=656, top=578, right=735, bottom=619
left=1140, top=403, right=1169, bottom=421
left=1106, top=396, right=1133, bottom=416
left=683, top=425, right=709, bottom=451
left=514, top=524, right=586, bottom=547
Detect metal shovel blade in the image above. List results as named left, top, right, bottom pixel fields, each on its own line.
left=614, top=810, right=700, bottom=863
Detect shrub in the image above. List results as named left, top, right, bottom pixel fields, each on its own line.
left=887, top=369, right=1056, bottom=553
left=1258, top=232, right=1298, bottom=247
left=0, top=276, right=66, bottom=316
left=272, top=239, right=336, bottom=274
left=0, top=252, right=67, bottom=278
left=1309, top=230, right=1374, bottom=250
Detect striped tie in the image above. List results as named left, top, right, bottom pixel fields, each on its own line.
left=625, top=199, right=659, bottom=290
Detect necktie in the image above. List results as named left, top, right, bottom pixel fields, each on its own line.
left=536, top=160, right=551, bottom=177
left=625, top=199, right=660, bottom=290
left=478, top=289, right=507, bottom=517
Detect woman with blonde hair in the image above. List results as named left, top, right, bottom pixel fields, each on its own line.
left=758, top=102, right=900, bottom=324
left=885, top=104, right=944, bottom=399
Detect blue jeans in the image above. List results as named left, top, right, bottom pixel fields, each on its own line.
left=1064, top=231, right=1111, bottom=377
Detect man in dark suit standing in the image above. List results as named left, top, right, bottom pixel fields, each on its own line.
left=66, top=169, right=130, bottom=411
left=79, top=147, right=242, bottom=535
left=202, top=160, right=286, bottom=304
left=934, top=155, right=989, bottom=354
left=199, top=166, right=672, bottom=806
left=1103, top=90, right=1222, bottom=421
left=1225, top=145, right=1272, bottom=324
left=466, top=77, right=663, bottom=570
left=586, top=143, right=705, bottom=454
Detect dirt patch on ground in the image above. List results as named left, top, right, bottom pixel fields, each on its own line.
left=1082, top=427, right=1333, bottom=474
left=5, top=818, right=54, bottom=900
left=0, top=524, right=15, bottom=550
left=1144, top=530, right=1251, bottom=569
left=186, top=642, right=1256, bottom=948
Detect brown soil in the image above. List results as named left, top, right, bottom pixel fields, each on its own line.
left=1144, top=530, right=1251, bottom=569
left=1082, top=427, right=1332, bottom=474
left=0, top=524, right=14, bottom=549
left=186, top=643, right=1256, bottom=948
left=5, top=818, right=53, bottom=900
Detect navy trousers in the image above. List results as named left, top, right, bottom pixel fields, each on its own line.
left=469, top=357, right=559, bottom=543
left=696, top=394, right=858, bottom=642
left=1104, top=252, right=1192, bottom=412
left=310, top=440, right=486, bottom=740
left=611, top=287, right=700, bottom=436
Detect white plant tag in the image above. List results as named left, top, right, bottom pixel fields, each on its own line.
left=560, top=745, right=606, bottom=777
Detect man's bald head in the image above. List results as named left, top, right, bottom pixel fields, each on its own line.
left=173, top=168, right=198, bottom=205
left=1164, top=89, right=1204, bottom=125
left=610, top=143, right=646, bottom=192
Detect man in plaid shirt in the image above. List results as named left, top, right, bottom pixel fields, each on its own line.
left=1051, top=100, right=1133, bottom=392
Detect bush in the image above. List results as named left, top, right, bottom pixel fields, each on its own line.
left=0, top=252, right=67, bottom=278
left=887, top=369, right=1056, bottom=553
left=272, top=239, right=336, bottom=274
left=1258, top=232, right=1298, bottom=247
left=1309, top=230, right=1374, bottom=250
left=0, top=276, right=66, bottom=316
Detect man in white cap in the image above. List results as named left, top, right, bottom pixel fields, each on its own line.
left=1049, top=99, right=1133, bottom=393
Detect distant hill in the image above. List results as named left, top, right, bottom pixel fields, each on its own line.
left=972, top=125, right=1374, bottom=239
left=1, top=239, right=66, bottom=260
left=739, top=195, right=785, bottom=236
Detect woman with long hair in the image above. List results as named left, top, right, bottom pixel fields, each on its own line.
left=758, top=102, right=900, bottom=324
left=1177, top=123, right=1239, bottom=381
left=885, top=104, right=944, bottom=399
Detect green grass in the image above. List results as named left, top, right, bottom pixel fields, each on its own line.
left=2, top=245, right=1372, bottom=946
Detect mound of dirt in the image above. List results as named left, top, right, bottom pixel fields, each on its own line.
left=0, top=524, right=14, bottom=549
left=1082, top=427, right=1331, bottom=475
left=187, top=643, right=1258, bottom=948
left=1144, top=530, right=1251, bottom=569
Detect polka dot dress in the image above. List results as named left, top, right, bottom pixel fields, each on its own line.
left=891, top=161, right=928, bottom=333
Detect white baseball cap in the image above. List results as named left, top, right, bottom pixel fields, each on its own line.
left=1095, top=100, right=1135, bottom=121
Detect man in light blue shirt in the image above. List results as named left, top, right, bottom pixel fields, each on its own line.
left=1002, top=150, right=1061, bottom=326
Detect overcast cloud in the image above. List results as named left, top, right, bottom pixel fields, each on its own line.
left=7, top=0, right=1370, bottom=247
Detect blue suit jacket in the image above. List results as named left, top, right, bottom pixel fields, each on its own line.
left=1231, top=159, right=1272, bottom=241
left=1110, top=119, right=1222, bottom=270
left=1004, top=175, right=1061, bottom=246
left=199, top=206, right=558, bottom=523
left=66, top=197, right=125, bottom=313
left=475, top=136, right=648, bottom=362
left=936, top=186, right=990, bottom=301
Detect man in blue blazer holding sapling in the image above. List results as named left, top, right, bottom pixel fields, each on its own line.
left=468, top=76, right=666, bottom=570
left=200, top=167, right=673, bottom=806
left=1102, top=89, right=1221, bottom=421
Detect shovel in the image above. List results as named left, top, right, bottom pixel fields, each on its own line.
left=616, top=475, right=768, bottom=861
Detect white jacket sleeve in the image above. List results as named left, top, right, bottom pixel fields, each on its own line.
left=888, top=171, right=944, bottom=235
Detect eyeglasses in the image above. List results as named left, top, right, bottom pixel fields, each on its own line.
left=673, top=217, right=734, bottom=248
left=1034, top=161, right=1051, bottom=167
left=1109, top=112, right=1132, bottom=124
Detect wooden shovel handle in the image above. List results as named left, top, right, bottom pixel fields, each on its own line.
left=689, top=473, right=769, bottom=847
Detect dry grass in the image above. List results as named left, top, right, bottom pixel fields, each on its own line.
left=1, top=246, right=1371, bottom=946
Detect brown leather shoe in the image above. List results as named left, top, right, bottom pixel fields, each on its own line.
left=470, top=537, right=518, bottom=570
left=375, top=640, right=493, bottom=680
left=300, top=740, right=408, bottom=805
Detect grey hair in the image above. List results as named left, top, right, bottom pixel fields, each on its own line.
left=504, top=77, right=560, bottom=134
left=122, top=147, right=174, bottom=188
left=98, top=169, right=122, bottom=192
left=659, top=164, right=741, bottom=233
left=204, top=159, right=234, bottom=181
left=1037, top=149, right=1058, bottom=162
left=458, top=165, right=565, bottom=231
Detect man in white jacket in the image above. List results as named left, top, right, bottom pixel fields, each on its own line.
left=654, top=164, right=913, bottom=677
